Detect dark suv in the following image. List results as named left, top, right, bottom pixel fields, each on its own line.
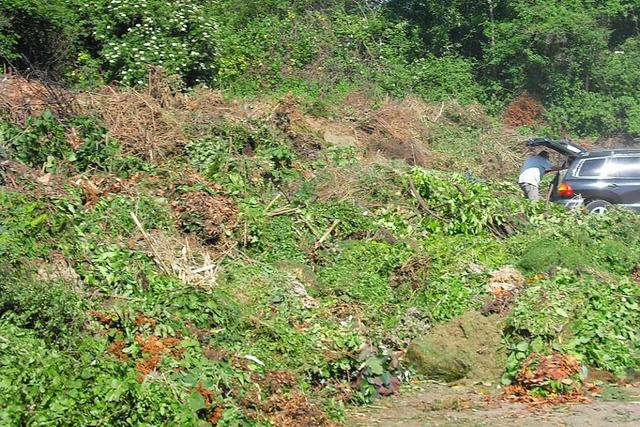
left=527, top=137, right=640, bottom=214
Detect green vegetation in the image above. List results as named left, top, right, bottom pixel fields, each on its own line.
left=2, top=90, right=639, bottom=424
left=2, top=2, right=640, bottom=424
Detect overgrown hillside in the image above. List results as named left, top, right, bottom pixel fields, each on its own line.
left=1, top=75, right=639, bottom=426
left=4, top=0, right=640, bottom=137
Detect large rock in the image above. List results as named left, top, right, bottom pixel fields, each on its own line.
left=405, top=311, right=506, bottom=383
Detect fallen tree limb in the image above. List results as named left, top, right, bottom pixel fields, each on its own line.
left=408, top=177, right=446, bottom=221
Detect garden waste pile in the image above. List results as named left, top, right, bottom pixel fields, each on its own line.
left=1, top=77, right=639, bottom=426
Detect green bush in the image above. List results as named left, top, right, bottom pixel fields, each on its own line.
left=0, top=279, right=84, bottom=347
left=73, top=0, right=219, bottom=86
left=517, top=238, right=588, bottom=273
left=0, top=0, right=78, bottom=76
left=0, top=112, right=135, bottom=174
left=505, top=271, right=640, bottom=379
left=0, top=190, right=65, bottom=266
left=0, top=325, right=205, bottom=426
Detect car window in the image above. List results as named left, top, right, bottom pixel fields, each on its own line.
left=611, top=157, right=640, bottom=178
left=576, top=158, right=606, bottom=177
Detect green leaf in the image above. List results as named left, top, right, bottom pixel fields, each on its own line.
left=365, top=357, right=384, bottom=376
left=554, top=307, right=568, bottom=318
left=188, top=393, right=207, bottom=411
left=516, top=341, right=529, bottom=352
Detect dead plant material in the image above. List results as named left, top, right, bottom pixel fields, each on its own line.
left=390, top=255, right=431, bottom=290
left=132, top=229, right=236, bottom=289
left=196, top=380, right=225, bottom=424
left=264, top=392, right=341, bottom=427
left=273, top=93, right=322, bottom=158
left=482, top=266, right=524, bottom=316
left=135, top=334, right=182, bottom=357
left=632, top=264, right=640, bottom=285
left=89, top=310, right=117, bottom=327
left=134, top=314, right=157, bottom=329
left=81, top=86, right=188, bottom=162
left=504, top=92, right=545, bottom=127
left=36, top=250, right=81, bottom=285
left=0, top=72, right=77, bottom=125
left=72, top=173, right=140, bottom=209
left=354, top=97, right=431, bottom=167
left=107, top=339, right=130, bottom=360
left=134, top=334, right=184, bottom=378
left=481, top=288, right=517, bottom=317
left=265, top=371, right=298, bottom=394
left=0, top=160, right=67, bottom=198
left=503, top=352, right=600, bottom=405
left=170, top=190, right=239, bottom=243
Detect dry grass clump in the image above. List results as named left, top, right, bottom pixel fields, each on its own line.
left=132, top=229, right=237, bottom=290
left=0, top=72, right=77, bottom=124
left=313, top=158, right=407, bottom=206
left=80, top=86, right=188, bottom=162
left=352, top=96, right=432, bottom=167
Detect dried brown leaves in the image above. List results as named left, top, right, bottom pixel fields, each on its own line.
left=504, top=352, right=600, bottom=405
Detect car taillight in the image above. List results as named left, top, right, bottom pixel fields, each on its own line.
left=558, top=182, right=574, bottom=198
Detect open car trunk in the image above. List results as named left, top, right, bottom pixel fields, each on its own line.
left=526, top=138, right=584, bottom=202
left=526, top=137, right=587, bottom=157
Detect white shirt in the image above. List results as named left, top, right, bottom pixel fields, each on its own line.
left=518, top=155, right=553, bottom=186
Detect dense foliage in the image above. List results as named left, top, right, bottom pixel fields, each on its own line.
left=1, top=94, right=639, bottom=424
left=3, top=0, right=640, bottom=135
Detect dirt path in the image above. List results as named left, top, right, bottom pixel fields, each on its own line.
left=346, top=382, right=640, bottom=427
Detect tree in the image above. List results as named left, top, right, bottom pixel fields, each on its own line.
left=0, top=0, right=78, bottom=77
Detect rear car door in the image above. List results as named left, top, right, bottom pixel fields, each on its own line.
left=570, top=157, right=624, bottom=204
left=607, top=156, right=640, bottom=208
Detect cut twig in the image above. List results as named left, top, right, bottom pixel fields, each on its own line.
left=454, top=183, right=469, bottom=197
left=265, top=193, right=281, bottom=211
left=314, top=219, right=340, bottom=248
left=266, top=206, right=298, bottom=217
left=130, top=212, right=149, bottom=240
left=190, top=264, right=219, bottom=274
left=407, top=177, right=446, bottom=221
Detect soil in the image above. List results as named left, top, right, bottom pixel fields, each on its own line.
left=346, top=382, right=640, bottom=427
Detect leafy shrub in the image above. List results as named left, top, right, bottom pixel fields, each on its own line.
left=186, top=121, right=297, bottom=190
left=409, top=55, right=481, bottom=104
left=0, top=279, right=83, bottom=347
left=504, top=271, right=640, bottom=379
left=0, top=325, right=205, bottom=426
left=409, top=169, right=533, bottom=235
left=0, top=0, right=78, bottom=76
left=0, top=111, right=71, bottom=170
left=74, top=0, right=219, bottom=86
left=0, top=190, right=64, bottom=265
left=0, top=112, right=135, bottom=174
left=517, top=238, right=588, bottom=273
left=546, top=91, right=623, bottom=137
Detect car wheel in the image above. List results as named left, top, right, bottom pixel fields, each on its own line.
left=585, top=200, right=612, bottom=214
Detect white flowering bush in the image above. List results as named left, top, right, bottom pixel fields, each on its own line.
left=72, top=0, right=219, bottom=86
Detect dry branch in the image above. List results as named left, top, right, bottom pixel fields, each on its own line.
left=407, top=176, right=446, bottom=221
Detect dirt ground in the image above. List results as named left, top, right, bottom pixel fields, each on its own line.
left=346, top=382, right=640, bottom=427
